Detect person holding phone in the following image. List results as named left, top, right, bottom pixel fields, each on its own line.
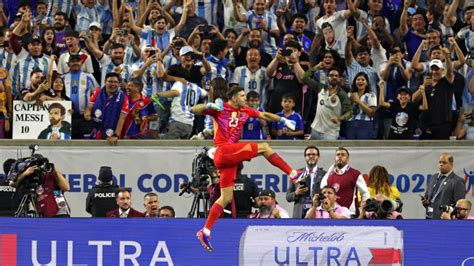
left=412, top=47, right=456, bottom=139
left=266, top=40, right=308, bottom=118
left=286, top=145, right=327, bottom=218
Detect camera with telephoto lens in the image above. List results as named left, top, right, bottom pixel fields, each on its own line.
left=440, top=205, right=458, bottom=216
left=179, top=147, right=216, bottom=196
left=365, top=198, right=404, bottom=218
left=7, top=145, right=53, bottom=191
left=365, top=198, right=379, bottom=212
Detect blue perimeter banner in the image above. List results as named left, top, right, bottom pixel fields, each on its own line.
left=1, top=218, right=473, bottom=265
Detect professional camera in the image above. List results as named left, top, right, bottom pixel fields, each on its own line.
left=365, top=198, right=379, bottom=212
left=364, top=198, right=404, bottom=219
left=180, top=147, right=217, bottom=196
left=380, top=199, right=403, bottom=213
left=440, top=205, right=458, bottom=217
left=7, top=144, right=53, bottom=217
left=7, top=145, right=53, bottom=191
left=318, top=194, right=326, bottom=202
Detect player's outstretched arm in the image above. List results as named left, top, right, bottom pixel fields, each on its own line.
left=190, top=103, right=208, bottom=115
left=191, top=99, right=224, bottom=115
left=259, top=112, right=296, bottom=131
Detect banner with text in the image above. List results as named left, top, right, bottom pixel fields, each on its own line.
left=12, top=101, right=72, bottom=139
left=240, top=226, right=403, bottom=265
left=0, top=219, right=473, bottom=265
left=0, top=145, right=473, bottom=218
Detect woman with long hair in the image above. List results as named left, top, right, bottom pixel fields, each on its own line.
left=346, top=72, right=377, bottom=139
left=41, top=27, right=60, bottom=57
left=367, top=165, right=400, bottom=200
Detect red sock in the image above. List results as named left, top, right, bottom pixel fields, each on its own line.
left=204, top=203, right=224, bottom=231
left=267, top=153, right=293, bottom=175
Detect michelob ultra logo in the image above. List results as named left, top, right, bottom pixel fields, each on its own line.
left=239, top=226, right=403, bottom=266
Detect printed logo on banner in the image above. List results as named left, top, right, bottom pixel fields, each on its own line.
left=12, top=100, right=72, bottom=140
left=0, top=234, right=17, bottom=266
left=239, top=226, right=403, bottom=266
left=464, top=168, right=474, bottom=196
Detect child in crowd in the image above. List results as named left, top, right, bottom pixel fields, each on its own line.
left=242, top=91, right=269, bottom=140
left=271, top=93, right=304, bottom=140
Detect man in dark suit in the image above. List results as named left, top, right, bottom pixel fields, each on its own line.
left=106, top=188, right=145, bottom=218
left=421, top=153, right=465, bottom=219
left=286, top=145, right=327, bottom=218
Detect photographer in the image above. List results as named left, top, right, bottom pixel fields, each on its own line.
left=358, top=194, right=403, bottom=220
left=266, top=40, right=307, bottom=116
left=8, top=154, right=70, bottom=217
left=305, top=185, right=351, bottom=219
left=440, top=199, right=474, bottom=220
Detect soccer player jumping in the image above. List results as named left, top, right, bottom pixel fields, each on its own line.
left=191, top=86, right=301, bottom=252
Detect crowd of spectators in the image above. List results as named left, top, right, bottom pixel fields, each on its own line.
left=0, top=0, right=473, bottom=141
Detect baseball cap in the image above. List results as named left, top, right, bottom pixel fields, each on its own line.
left=179, top=46, right=194, bottom=56
left=14, top=11, right=24, bottom=19
left=98, top=166, right=113, bottom=183
left=68, top=54, right=82, bottom=62
left=26, top=35, right=41, bottom=45
left=89, top=22, right=102, bottom=31
left=259, top=189, right=276, bottom=198
left=429, top=59, right=444, bottom=69
left=397, top=86, right=411, bottom=95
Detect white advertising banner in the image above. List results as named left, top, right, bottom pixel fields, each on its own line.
left=12, top=101, right=72, bottom=139
left=0, top=145, right=473, bottom=218
left=239, top=226, right=403, bottom=265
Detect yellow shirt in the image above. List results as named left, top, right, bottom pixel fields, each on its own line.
left=358, top=185, right=401, bottom=201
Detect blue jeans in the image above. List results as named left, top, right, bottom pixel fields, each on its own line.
left=311, top=129, right=338, bottom=140
left=346, top=120, right=375, bottom=139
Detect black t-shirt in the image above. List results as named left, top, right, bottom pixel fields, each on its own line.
left=167, top=64, right=204, bottom=86
left=423, top=77, right=454, bottom=126
left=267, top=62, right=308, bottom=114
left=388, top=101, right=419, bottom=139
left=235, top=47, right=273, bottom=68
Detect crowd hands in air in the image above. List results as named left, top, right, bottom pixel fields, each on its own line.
left=1, top=0, right=474, bottom=143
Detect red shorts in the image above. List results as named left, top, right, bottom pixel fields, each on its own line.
left=214, top=142, right=258, bottom=188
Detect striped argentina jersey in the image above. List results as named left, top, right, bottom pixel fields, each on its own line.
left=98, top=54, right=132, bottom=87
left=11, top=50, right=52, bottom=96
left=63, top=71, right=99, bottom=114
left=47, top=0, right=75, bottom=17
left=195, top=0, right=218, bottom=26
left=169, top=81, right=208, bottom=125
left=206, top=55, right=231, bottom=82
left=246, top=10, right=278, bottom=56
left=456, top=26, right=474, bottom=54
left=0, top=48, right=17, bottom=82
left=229, top=66, right=268, bottom=107
left=349, top=92, right=377, bottom=121
left=74, top=2, right=104, bottom=34
left=131, top=61, right=161, bottom=98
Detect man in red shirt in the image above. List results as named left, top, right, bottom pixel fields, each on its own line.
left=191, top=86, right=300, bottom=252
